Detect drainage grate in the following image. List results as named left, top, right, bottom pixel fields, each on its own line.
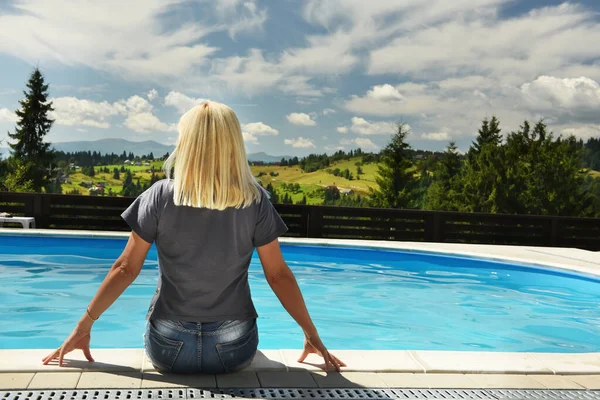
left=487, top=389, right=600, bottom=400
left=1, top=389, right=599, bottom=400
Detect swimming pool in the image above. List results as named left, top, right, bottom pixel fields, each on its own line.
left=0, top=234, right=599, bottom=352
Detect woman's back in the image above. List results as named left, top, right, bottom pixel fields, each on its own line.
left=122, top=179, right=286, bottom=322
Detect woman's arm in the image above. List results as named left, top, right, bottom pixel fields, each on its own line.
left=257, top=238, right=344, bottom=371
left=43, top=231, right=152, bottom=366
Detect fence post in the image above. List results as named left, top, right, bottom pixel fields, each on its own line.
left=30, top=193, right=50, bottom=228
left=424, top=213, right=442, bottom=242
left=307, top=206, right=323, bottom=238
left=550, top=218, right=559, bottom=247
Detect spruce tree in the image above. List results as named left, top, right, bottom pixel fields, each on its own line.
left=425, top=142, right=463, bottom=211
left=469, top=116, right=502, bottom=157
left=370, top=124, right=417, bottom=208
left=7, top=68, right=55, bottom=192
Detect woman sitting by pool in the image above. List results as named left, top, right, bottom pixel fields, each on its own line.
left=43, top=101, right=344, bottom=374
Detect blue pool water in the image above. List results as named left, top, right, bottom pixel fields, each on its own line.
left=0, top=235, right=599, bottom=352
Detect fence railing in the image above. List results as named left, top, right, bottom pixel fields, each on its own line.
left=1, top=191, right=599, bottom=250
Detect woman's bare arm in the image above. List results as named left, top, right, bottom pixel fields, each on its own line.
left=257, top=238, right=345, bottom=371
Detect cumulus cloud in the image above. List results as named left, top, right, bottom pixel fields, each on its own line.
left=336, top=126, right=348, bottom=134
left=520, top=76, right=600, bottom=111
left=50, top=94, right=172, bottom=133
left=354, top=137, right=379, bottom=150
left=284, top=136, right=316, bottom=148
left=0, top=108, right=17, bottom=122
left=147, top=89, right=158, bottom=101
left=241, top=122, right=279, bottom=144
left=287, top=112, right=317, bottom=126
left=366, top=84, right=405, bottom=101
left=165, top=91, right=208, bottom=114
left=339, top=137, right=379, bottom=150
left=124, top=112, right=176, bottom=133
left=421, top=132, right=451, bottom=141
left=350, top=117, right=398, bottom=135
left=560, top=124, right=600, bottom=140
left=323, top=108, right=336, bottom=115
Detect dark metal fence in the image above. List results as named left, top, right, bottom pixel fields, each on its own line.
left=1, top=191, right=599, bottom=250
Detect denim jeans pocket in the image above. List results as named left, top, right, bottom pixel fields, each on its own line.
left=146, top=321, right=184, bottom=373
left=216, top=323, right=258, bottom=373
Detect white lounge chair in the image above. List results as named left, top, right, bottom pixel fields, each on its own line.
left=0, top=212, right=36, bottom=229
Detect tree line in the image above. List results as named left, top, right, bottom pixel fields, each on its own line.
left=1, top=68, right=599, bottom=218
left=367, top=118, right=600, bottom=217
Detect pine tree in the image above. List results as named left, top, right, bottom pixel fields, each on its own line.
left=460, top=117, right=506, bottom=213
left=6, top=68, right=55, bottom=192
left=370, top=124, right=417, bottom=208
left=425, top=141, right=463, bottom=210
left=469, top=116, right=502, bottom=157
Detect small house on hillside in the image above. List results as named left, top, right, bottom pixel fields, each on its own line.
left=124, top=160, right=131, bottom=165
left=340, top=188, right=353, bottom=195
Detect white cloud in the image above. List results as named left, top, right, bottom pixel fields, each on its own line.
left=421, top=132, right=451, bottom=141
left=366, top=84, right=405, bottom=101
left=366, top=3, right=600, bottom=83
left=336, top=126, right=348, bottom=134
left=350, top=117, right=398, bottom=135
left=323, top=108, right=336, bottom=115
left=81, top=120, right=111, bottom=129
left=520, top=76, right=600, bottom=110
left=50, top=94, right=172, bottom=132
left=147, top=89, right=158, bottom=101
left=164, top=91, right=208, bottom=114
left=560, top=124, right=600, bottom=140
left=226, top=1, right=268, bottom=39
left=242, top=122, right=279, bottom=136
left=124, top=112, right=175, bottom=133
left=339, top=137, right=379, bottom=150
left=287, top=112, right=317, bottom=126
left=284, top=136, right=316, bottom=148
left=242, top=131, right=259, bottom=144
left=50, top=97, right=120, bottom=128
left=241, top=121, right=279, bottom=144
left=0, top=108, right=17, bottom=122
left=354, top=137, right=379, bottom=150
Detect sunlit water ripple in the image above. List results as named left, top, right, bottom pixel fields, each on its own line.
left=0, top=236, right=599, bottom=352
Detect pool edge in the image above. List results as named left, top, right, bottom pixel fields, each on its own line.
left=2, top=228, right=598, bottom=278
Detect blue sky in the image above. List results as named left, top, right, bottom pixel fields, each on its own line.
left=1, top=0, right=600, bottom=156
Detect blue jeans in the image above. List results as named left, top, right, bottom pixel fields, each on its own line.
left=144, top=318, right=258, bottom=374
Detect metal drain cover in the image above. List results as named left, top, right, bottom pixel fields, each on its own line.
left=1, top=389, right=599, bottom=400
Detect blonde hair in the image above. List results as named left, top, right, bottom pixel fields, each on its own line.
left=163, top=101, right=261, bottom=210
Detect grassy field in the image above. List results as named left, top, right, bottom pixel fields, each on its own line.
left=249, top=157, right=382, bottom=204
left=63, top=161, right=163, bottom=195
left=62, top=158, right=600, bottom=201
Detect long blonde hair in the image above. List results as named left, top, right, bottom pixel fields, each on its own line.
left=163, top=101, right=261, bottom=210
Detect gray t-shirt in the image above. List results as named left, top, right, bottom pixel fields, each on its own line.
left=121, top=179, right=288, bottom=322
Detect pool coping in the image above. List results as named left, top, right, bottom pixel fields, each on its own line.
left=1, top=228, right=599, bottom=389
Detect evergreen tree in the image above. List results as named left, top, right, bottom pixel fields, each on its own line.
left=460, top=118, right=506, bottom=213
left=296, top=195, right=307, bottom=205
left=6, top=68, right=55, bottom=192
left=503, top=120, right=591, bottom=216
left=113, top=168, right=120, bottom=180
left=469, top=116, right=502, bottom=158
left=425, top=141, right=463, bottom=210
left=370, top=124, right=417, bottom=208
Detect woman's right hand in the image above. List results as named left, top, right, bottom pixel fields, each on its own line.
left=298, top=335, right=346, bottom=372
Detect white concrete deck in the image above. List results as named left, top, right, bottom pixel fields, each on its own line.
left=0, top=228, right=599, bottom=390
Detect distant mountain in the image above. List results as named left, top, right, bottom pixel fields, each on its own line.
left=45, top=139, right=291, bottom=163
left=51, top=139, right=175, bottom=157
left=247, top=152, right=293, bottom=163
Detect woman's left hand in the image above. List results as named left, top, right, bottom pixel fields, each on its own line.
left=42, top=327, right=95, bottom=366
